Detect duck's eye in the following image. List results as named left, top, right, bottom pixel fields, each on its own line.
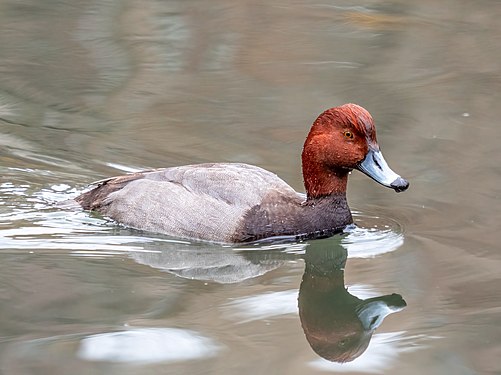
left=344, top=131, right=354, bottom=139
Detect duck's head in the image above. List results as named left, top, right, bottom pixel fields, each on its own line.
left=302, top=103, right=409, bottom=198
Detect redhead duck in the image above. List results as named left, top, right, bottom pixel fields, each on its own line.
left=76, top=104, right=408, bottom=243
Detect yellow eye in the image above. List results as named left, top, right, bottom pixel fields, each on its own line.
left=344, top=131, right=354, bottom=139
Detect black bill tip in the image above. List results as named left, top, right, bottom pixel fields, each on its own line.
left=390, top=177, right=409, bottom=192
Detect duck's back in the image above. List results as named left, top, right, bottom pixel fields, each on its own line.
left=76, top=163, right=303, bottom=242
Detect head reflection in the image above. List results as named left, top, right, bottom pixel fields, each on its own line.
left=298, top=242, right=406, bottom=363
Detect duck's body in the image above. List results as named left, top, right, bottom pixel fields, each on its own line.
left=77, top=163, right=351, bottom=242
left=76, top=104, right=408, bottom=243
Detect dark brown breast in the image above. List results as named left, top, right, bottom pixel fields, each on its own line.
left=232, top=193, right=352, bottom=242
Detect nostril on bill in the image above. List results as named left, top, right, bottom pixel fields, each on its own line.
left=372, top=153, right=382, bottom=170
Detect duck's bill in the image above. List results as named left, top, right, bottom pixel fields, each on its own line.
left=357, top=149, right=409, bottom=192
left=356, top=293, right=407, bottom=330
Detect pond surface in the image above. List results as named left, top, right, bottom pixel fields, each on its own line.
left=1, top=1, right=500, bottom=374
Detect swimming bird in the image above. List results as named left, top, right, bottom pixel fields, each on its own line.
left=76, top=104, right=409, bottom=243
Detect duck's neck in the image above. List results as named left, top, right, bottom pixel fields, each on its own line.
left=301, top=129, right=351, bottom=199
left=302, top=157, right=349, bottom=200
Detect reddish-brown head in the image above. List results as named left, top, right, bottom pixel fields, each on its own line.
left=302, top=104, right=408, bottom=198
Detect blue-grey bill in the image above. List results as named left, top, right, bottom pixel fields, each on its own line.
left=357, top=149, right=409, bottom=192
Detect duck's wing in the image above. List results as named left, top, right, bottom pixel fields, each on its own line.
left=76, top=163, right=302, bottom=242
left=143, top=163, right=299, bottom=205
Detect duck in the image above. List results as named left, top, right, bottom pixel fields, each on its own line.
left=76, top=104, right=409, bottom=243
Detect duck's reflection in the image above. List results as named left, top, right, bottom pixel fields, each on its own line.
left=299, top=242, right=406, bottom=363
left=126, top=235, right=406, bottom=363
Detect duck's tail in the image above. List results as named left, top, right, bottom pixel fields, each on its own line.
left=75, top=173, right=145, bottom=210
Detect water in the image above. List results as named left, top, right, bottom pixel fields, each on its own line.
left=1, top=1, right=500, bottom=374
